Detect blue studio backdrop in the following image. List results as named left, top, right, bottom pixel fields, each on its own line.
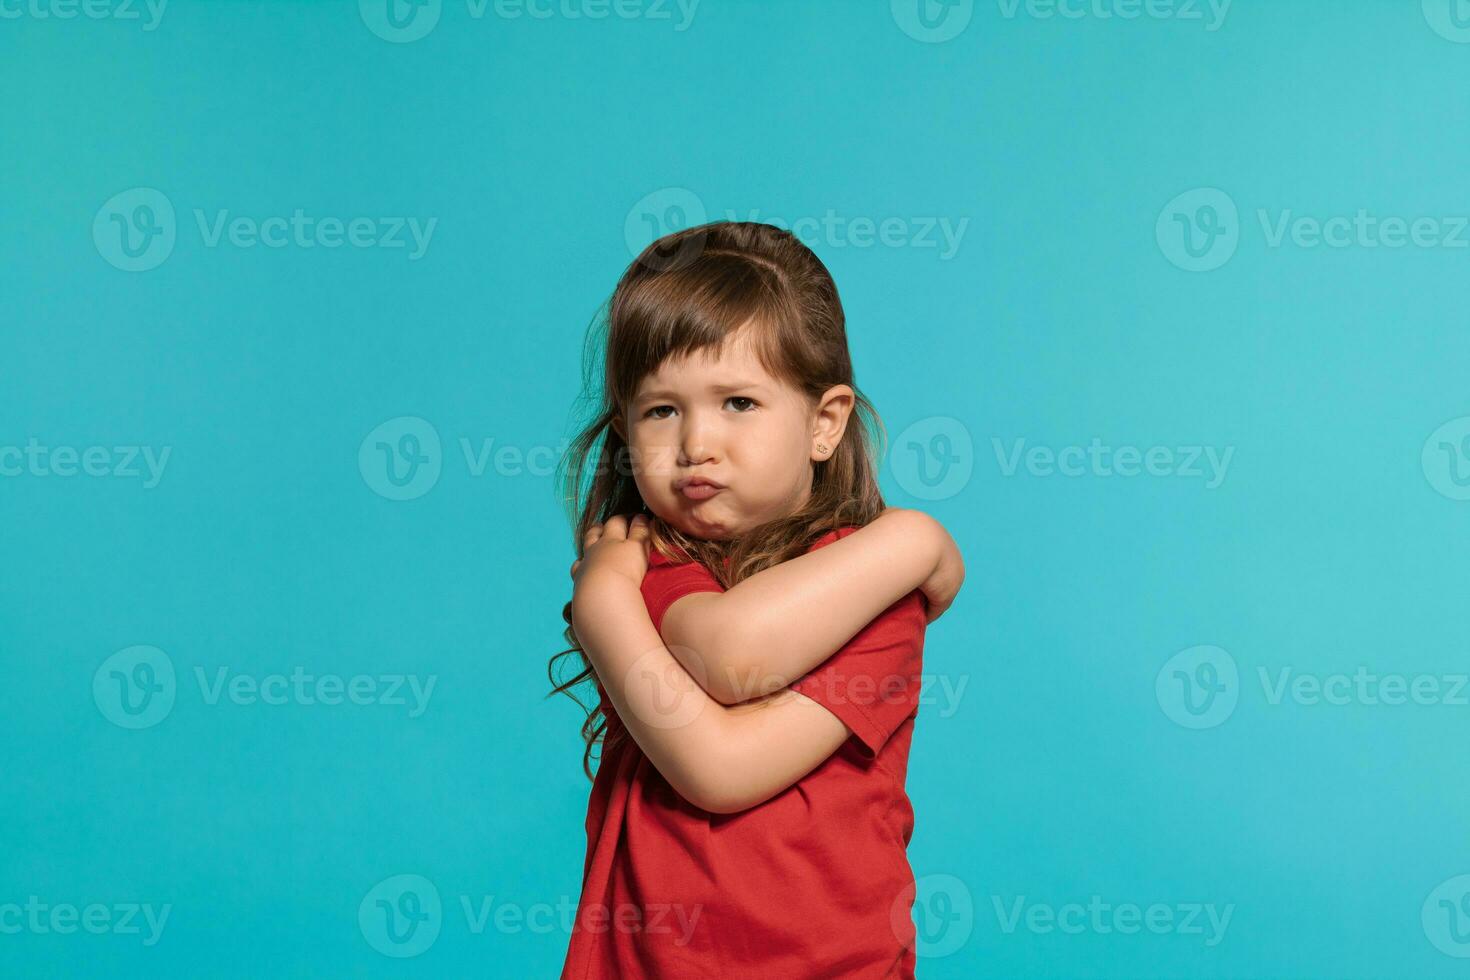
left=4, top=1, right=1470, bottom=977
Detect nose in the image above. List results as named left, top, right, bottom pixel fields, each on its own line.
left=677, top=410, right=717, bottom=467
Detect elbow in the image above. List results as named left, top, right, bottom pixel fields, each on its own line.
left=701, top=660, right=748, bottom=706
left=703, top=646, right=780, bottom=707
left=685, top=776, right=752, bottom=815
left=690, top=773, right=783, bottom=815
left=672, top=721, right=754, bottom=815
left=706, top=797, right=754, bottom=816
left=689, top=620, right=757, bottom=706
left=690, top=788, right=745, bottom=815
left=662, top=594, right=767, bottom=705
left=673, top=718, right=792, bottom=815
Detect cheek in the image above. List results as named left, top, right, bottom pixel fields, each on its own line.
left=628, top=441, right=679, bottom=481
left=746, top=426, right=811, bottom=477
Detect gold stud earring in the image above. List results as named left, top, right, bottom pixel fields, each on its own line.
left=816, top=443, right=830, bottom=455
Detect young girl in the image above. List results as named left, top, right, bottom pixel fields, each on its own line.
left=551, top=221, right=965, bottom=978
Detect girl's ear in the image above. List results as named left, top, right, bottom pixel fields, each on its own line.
left=609, top=410, right=627, bottom=442
left=811, top=384, right=855, bottom=461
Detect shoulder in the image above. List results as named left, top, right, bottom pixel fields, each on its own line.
left=648, top=539, right=699, bottom=569
left=642, top=542, right=723, bottom=632
left=643, top=538, right=718, bottom=589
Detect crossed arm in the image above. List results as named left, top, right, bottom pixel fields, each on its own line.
left=569, top=508, right=961, bottom=814
left=657, top=509, right=957, bottom=705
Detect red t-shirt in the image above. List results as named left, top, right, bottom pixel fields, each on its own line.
left=560, top=527, right=927, bottom=979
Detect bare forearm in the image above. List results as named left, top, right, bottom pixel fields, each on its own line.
left=571, top=570, right=727, bottom=804
left=665, top=509, right=941, bottom=702
left=571, top=571, right=850, bottom=814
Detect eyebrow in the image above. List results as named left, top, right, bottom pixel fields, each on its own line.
left=635, top=381, right=768, bottom=402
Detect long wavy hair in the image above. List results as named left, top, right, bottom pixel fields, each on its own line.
left=547, top=220, right=889, bottom=779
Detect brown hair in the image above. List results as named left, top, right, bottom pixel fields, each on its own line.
left=546, top=221, right=888, bottom=779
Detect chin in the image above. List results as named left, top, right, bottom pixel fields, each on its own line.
left=668, top=504, right=737, bottom=542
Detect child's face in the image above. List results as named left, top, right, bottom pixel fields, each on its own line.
left=620, top=327, right=845, bottom=542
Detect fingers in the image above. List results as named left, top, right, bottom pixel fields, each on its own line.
left=582, top=513, right=647, bottom=551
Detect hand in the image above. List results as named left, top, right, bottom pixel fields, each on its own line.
left=919, top=527, right=965, bottom=623
left=880, top=507, right=964, bottom=624
left=570, top=513, right=652, bottom=589
left=917, top=537, right=964, bottom=620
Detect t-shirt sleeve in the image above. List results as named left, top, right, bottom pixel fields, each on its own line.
left=641, top=556, right=724, bottom=634
left=788, top=590, right=927, bottom=758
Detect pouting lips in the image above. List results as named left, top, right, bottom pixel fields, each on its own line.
left=680, top=483, right=723, bottom=501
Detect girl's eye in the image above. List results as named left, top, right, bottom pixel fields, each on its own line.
left=643, top=399, right=753, bottom=418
